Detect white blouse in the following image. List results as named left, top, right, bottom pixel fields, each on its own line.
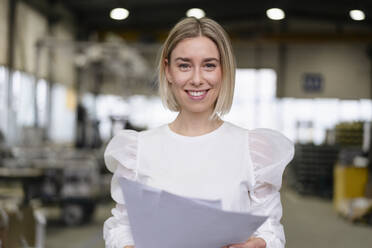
left=103, top=121, right=295, bottom=248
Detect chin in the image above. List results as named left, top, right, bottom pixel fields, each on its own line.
left=183, top=105, right=214, bottom=115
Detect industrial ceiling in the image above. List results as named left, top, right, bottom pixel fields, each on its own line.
left=23, top=0, right=372, bottom=39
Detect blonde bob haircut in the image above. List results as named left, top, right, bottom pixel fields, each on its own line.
left=158, top=17, right=236, bottom=119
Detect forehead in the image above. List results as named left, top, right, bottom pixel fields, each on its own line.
left=170, top=36, right=220, bottom=59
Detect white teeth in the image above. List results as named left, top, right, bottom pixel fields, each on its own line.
left=188, top=91, right=206, bottom=96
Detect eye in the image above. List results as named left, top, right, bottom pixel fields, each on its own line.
left=204, top=63, right=217, bottom=70
left=178, top=63, right=191, bottom=70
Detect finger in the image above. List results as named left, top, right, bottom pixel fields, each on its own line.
left=227, top=243, right=249, bottom=248
left=228, top=241, right=258, bottom=248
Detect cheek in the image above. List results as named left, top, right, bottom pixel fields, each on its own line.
left=169, top=70, right=189, bottom=86
left=170, top=80, right=186, bottom=97
left=205, top=71, right=222, bottom=86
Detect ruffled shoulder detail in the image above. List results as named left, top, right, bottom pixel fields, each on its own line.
left=104, top=129, right=139, bottom=204
left=248, top=128, right=295, bottom=192
left=104, top=129, right=138, bottom=174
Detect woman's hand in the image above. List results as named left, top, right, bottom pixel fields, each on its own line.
left=123, top=238, right=265, bottom=248
left=222, top=237, right=266, bottom=248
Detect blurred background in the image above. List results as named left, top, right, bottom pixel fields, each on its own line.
left=1, top=0, right=372, bottom=247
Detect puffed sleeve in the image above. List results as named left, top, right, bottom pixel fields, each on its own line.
left=103, top=130, right=138, bottom=248
left=247, top=128, right=295, bottom=248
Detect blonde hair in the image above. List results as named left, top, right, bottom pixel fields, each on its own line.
left=158, top=17, right=236, bottom=118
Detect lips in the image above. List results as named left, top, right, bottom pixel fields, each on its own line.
left=185, top=89, right=209, bottom=100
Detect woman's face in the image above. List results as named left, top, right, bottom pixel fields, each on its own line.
left=165, top=36, right=222, bottom=115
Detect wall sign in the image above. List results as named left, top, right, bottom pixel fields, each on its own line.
left=302, top=73, right=323, bottom=93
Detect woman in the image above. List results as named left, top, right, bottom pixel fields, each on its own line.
left=103, top=17, right=294, bottom=248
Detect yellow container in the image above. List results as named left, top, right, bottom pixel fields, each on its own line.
left=334, top=165, right=368, bottom=213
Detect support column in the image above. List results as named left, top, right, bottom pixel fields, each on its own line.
left=43, top=15, right=57, bottom=141
left=6, top=0, right=17, bottom=144
left=44, top=37, right=55, bottom=141
left=33, top=41, right=41, bottom=128
left=276, top=43, right=287, bottom=98
left=365, top=45, right=372, bottom=197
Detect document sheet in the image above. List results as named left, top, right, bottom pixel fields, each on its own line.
left=119, top=178, right=268, bottom=248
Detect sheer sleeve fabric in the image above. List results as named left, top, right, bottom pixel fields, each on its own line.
left=103, top=130, right=138, bottom=248
left=248, top=129, right=295, bottom=248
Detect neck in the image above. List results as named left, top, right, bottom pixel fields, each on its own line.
left=169, top=110, right=223, bottom=137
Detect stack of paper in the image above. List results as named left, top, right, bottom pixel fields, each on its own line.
left=119, top=178, right=268, bottom=248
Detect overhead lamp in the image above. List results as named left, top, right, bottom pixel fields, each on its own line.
left=349, top=9, right=365, bottom=21
left=110, top=8, right=129, bottom=20
left=266, top=8, right=285, bottom=20
left=186, top=8, right=205, bottom=19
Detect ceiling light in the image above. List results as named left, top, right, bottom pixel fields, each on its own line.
left=266, top=8, right=285, bottom=20
left=349, top=9, right=365, bottom=21
left=110, top=8, right=129, bottom=20
left=186, top=8, right=205, bottom=19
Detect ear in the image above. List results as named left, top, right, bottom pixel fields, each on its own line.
left=164, top=58, right=173, bottom=84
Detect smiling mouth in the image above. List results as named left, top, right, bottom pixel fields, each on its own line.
left=187, top=90, right=208, bottom=96
left=185, top=89, right=210, bottom=99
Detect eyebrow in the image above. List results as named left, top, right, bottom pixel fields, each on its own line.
left=174, top=57, right=220, bottom=62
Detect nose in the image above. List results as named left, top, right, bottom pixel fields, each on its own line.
left=191, top=68, right=202, bottom=86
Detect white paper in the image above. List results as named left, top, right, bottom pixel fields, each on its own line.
left=119, top=177, right=268, bottom=248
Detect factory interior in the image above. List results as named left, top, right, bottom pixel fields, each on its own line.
left=1, top=0, right=372, bottom=247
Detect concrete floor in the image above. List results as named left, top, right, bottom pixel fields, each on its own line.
left=282, top=189, right=372, bottom=248
left=44, top=188, right=372, bottom=248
